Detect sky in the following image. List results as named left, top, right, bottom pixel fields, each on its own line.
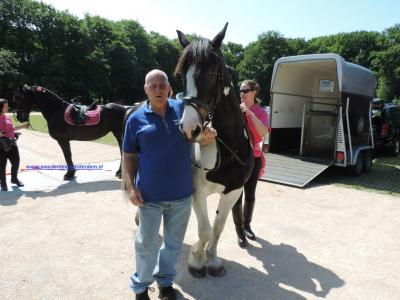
left=38, top=0, right=399, bottom=46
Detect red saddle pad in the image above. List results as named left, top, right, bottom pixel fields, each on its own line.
left=64, top=104, right=101, bottom=126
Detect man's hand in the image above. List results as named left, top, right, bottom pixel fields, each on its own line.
left=199, top=127, right=217, bottom=145
left=129, top=186, right=144, bottom=206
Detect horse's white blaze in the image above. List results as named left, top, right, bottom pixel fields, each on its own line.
left=181, top=65, right=202, bottom=141
left=181, top=105, right=201, bottom=140
left=186, top=65, right=198, bottom=98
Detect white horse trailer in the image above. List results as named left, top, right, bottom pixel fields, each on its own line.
left=261, top=53, right=377, bottom=187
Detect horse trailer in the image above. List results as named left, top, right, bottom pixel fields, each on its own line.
left=261, top=53, right=377, bottom=187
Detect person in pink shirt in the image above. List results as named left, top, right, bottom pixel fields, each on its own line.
left=0, top=98, right=28, bottom=191
left=231, top=80, right=269, bottom=247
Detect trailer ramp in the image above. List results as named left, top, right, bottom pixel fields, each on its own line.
left=260, top=153, right=333, bottom=187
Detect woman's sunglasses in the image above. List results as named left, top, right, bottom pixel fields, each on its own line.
left=240, top=88, right=253, bottom=94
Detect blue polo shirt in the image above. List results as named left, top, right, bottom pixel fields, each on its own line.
left=122, top=99, right=193, bottom=202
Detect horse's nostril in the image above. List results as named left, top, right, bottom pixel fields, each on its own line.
left=192, top=125, right=201, bottom=138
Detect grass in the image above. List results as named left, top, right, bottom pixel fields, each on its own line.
left=314, top=156, right=400, bottom=196
left=12, top=114, right=118, bottom=146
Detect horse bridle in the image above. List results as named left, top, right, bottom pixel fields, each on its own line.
left=181, top=72, right=248, bottom=167
left=182, top=94, right=217, bottom=128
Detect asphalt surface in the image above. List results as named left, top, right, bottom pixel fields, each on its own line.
left=0, top=129, right=399, bottom=300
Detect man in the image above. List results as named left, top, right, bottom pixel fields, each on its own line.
left=123, top=69, right=215, bottom=300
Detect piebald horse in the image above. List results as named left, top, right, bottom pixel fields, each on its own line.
left=175, top=23, right=254, bottom=277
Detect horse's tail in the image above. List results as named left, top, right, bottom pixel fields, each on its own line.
left=120, top=156, right=131, bottom=202
left=120, top=101, right=146, bottom=203
left=121, top=100, right=147, bottom=143
left=120, top=155, right=140, bottom=226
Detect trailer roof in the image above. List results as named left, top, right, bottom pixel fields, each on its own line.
left=271, top=53, right=376, bottom=98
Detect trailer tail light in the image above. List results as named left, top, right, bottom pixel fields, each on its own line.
left=336, top=151, right=345, bottom=162
left=381, top=123, right=390, bottom=136
left=262, top=143, right=269, bottom=153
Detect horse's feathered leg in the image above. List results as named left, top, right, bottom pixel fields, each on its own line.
left=205, top=188, right=242, bottom=277
left=188, top=187, right=212, bottom=278
left=57, top=139, right=76, bottom=180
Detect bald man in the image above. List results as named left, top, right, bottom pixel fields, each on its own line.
left=123, top=69, right=215, bottom=300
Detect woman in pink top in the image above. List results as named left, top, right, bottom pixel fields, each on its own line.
left=0, top=98, right=28, bottom=191
left=232, top=80, right=269, bottom=247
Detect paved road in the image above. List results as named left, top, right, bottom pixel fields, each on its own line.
left=0, top=129, right=399, bottom=299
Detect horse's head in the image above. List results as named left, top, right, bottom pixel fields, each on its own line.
left=14, top=85, right=38, bottom=122
left=14, top=84, right=63, bottom=122
left=175, top=23, right=231, bottom=142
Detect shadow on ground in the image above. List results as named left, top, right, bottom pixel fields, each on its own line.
left=0, top=180, right=121, bottom=206
left=175, top=238, right=344, bottom=300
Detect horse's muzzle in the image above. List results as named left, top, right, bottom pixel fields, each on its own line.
left=180, top=123, right=202, bottom=143
left=15, top=110, right=29, bottom=123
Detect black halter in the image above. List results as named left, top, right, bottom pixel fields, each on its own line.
left=182, top=77, right=248, bottom=167
left=182, top=95, right=216, bottom=128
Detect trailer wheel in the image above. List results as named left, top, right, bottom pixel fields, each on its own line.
left=362, top=151, right=373, bottom=172
left=350, top=152, right=363, bottom=176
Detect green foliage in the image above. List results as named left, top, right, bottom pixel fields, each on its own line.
left=0, top=0, right=399, bottom=104
left=0, top=48, right=22, bottom=98
left=238, top=31, right=292, bottom=105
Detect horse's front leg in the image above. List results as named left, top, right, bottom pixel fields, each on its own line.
left=188, top=189, right=212, bottom=278
left=57, top=139, right=76, bottom=180
left=206, top=188, right=242, bottom=277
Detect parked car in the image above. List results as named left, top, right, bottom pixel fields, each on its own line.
left=372, top=99, right=400, bottom=155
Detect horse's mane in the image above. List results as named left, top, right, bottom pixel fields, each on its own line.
left=174, top=38, right=220, bottom=76
left=30, top=86, right=66, bottom=104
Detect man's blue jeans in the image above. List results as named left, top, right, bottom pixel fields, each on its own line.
left=130, top=196, right=192, bottom=294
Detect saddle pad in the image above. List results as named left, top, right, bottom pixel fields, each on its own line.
left=64, top=104, right=101, bottom=126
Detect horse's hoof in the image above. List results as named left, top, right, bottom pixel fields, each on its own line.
left=207, top=265, right=226, bottom=277
left=188, top=266, right=207, bottom=278
left=63, top=173, right=75, bottom=181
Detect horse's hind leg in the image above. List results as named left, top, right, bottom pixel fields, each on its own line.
left=57, top=139, right=76, bottom=180
left=188, top=189, right=212, bottom=278
left=206, top=188, right=242, bottom=277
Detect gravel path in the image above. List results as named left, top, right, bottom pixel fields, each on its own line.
left=0, top=129, right=399, bottom=300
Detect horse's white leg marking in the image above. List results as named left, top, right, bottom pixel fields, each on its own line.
left=205, top=188, right=243, bottom=269
left=188, top=142, right=219, bottom=271
left=188, top=185, right=213, bottom=270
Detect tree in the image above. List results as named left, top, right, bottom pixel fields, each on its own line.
left=238, top=31, right=292, bottom=104
left=222, top=42, right=244, bottom=87
left=371, top=25, right=400, bottom=100
left=0, top=48, right=23, bottom=99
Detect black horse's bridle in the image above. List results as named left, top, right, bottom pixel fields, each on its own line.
left=181, top=72, right=248, bottom=167
left=182, top=94, right=217, bottom=129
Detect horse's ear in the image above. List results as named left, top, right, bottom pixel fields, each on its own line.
left=211, top=22, right=228, bottom=50
left=176, top=30, right=190, bottom=48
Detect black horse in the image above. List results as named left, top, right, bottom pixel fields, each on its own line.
left=175, top=23, right=254, bottom=277
left=15, top=85, right=129, bottom=180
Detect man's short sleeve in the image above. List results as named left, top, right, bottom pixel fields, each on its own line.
left=122, top=116, right=138, bottom=153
